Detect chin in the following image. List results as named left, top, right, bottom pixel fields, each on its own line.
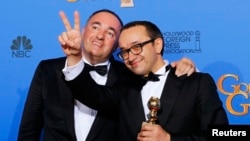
left=131, top=69, right=144, bottom=76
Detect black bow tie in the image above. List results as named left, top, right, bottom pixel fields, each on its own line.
left=84, top=63, right=108, bottom=76
left=141, top=65, right=171, bottom=85
left=143, top=72, right=161, bottom=82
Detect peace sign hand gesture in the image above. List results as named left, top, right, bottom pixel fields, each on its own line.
left=58, top=11, right=82, bottom=66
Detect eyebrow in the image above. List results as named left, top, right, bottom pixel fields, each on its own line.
left=90, top=21, right=117, bottom=35
left=119, top=41, right=140, bottom=50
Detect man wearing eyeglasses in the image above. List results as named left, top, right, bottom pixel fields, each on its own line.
left=117, top=38, right=155, bottom=61
left=66, top=20, right=229, bottom=141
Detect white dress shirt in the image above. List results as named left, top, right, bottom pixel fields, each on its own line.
left=62, top=58, right=110, bottom=141
left=141, top=60, right=170, bottom=121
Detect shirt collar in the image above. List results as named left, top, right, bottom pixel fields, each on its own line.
left=82, top=57, right=110, bottom=66
left=155, top=60, right=169, bottom=75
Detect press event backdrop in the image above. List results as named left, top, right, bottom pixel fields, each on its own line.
left=0, top=0, right=249, bottom=140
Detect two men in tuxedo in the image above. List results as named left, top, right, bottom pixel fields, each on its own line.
left=18, top=9, right=196, bottom=141
left=65, top=21, right=229, bottom=141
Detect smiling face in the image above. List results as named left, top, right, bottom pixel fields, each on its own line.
left=82, top=11, right=122, bottom=64
left=118, top=25, right=165, bottom=76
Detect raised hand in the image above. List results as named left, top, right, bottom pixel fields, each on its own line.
left=58, top=11, right=82, bottom=66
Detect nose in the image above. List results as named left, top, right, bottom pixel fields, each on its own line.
left=96, top=30, right=105, bottom=40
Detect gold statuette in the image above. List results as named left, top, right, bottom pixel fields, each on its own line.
left=147, top=96, right=161, bottom=124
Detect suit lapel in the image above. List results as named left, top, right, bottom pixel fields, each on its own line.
left=86, top=113, right=109, bottom=140
left=126, top=85, right=146, bottom=134
left=158, top=68, right=187, bottom=126
left=86, top=60, right=124, bottom=140
left=105, top=64, right=120, bottom=86
left=105, top=58, right=125, bottom=87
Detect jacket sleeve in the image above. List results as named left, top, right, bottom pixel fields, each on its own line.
left=65, top=67, right=120, bottom=116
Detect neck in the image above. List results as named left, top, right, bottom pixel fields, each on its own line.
left=151, top=58, right=166, bottom=74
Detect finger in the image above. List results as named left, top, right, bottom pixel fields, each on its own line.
left=137, top=132, right=152, bottom=141
left=177, top=64, right=195, bottom=77
left=187, top=67, right=195, bottom=76
left=183, top=58, right=195, bottom=70
left=175, top=64, right=188, bottom=77
left=137, top=132, right=144, bottom=141
left=181, top=61, right=195, bottom=76
left=61, top=44, right=71, bottom=56
left=170, top=61, right=177, bottom=68
left=74, top=10, right=80, bottom=31
left=64, top=47, right=70, bottom=56
left=58, top=32, right=71, bottom=45
left=181, top=65, right=191, bottom=75
left=59, top=11, right=72, bottom=31
left=58, top=35, right=65, bottom=45
left=174, top=64, right=183, bottom=76
left=60, top=32, right=75, bottom=47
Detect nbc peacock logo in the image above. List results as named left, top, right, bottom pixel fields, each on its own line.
left=10, top=36, right=33, bottom=58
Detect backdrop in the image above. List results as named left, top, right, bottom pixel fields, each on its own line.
left=0, top=0, right=249, bottom=140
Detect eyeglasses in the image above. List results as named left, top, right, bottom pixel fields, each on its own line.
left=117, top=38, right=155, bottom=60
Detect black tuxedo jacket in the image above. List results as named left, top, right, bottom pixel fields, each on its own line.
left=18, top=57, right=125, bottom=141
left=67, top=66, right=229, bottom=141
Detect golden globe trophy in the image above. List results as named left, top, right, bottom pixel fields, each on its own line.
left=147, top=96, right=161, bottom=124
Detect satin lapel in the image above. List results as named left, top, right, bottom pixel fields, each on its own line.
left=105, top=64, right=119, bottom=86
left=87, top=60, right=122, bottom=139
left=105, top=60, right=124, bottom=87
left=57, top=63, right=76, bottom=139
left=158, top=69, right=187, bottom=126
left=86, top=113, right=108, bottom=140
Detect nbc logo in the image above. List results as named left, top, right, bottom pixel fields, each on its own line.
left=11, top=36, right=33, bottom=58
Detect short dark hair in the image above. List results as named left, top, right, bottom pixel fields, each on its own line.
left=87, top=9, right=123, bottom=27
left=121, top=21, right=164, bottom=55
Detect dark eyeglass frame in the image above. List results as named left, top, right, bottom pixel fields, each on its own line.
left=117, top=38, right=156, bottom=60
